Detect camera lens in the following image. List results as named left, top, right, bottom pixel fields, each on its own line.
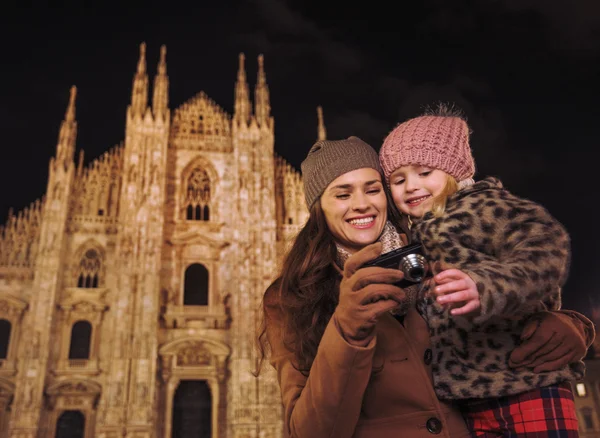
left=408, top=266, right=425, bottom=281
left=400, top=254, right=428, bottom=282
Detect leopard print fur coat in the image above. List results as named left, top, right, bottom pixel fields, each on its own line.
left=411, top=177, right=584, bottom=399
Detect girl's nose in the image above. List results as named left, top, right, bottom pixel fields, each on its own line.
left=405, top=176, right=418, bottom=192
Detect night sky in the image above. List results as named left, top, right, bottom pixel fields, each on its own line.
left=1, top=2, right=599, bottom=316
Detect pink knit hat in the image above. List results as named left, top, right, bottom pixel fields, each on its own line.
left=379, top=115, right=475, bottom=182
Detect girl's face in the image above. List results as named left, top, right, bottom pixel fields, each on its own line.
left=320, top=168, right=387, bottom=254
left=389, top=165, right=448, bottom=218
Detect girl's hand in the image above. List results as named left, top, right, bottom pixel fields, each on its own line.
left=431, top=269, right=480, bottom=316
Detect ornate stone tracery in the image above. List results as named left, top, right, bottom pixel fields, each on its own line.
left=0, top=199, right=43, bottom=272
left=72, top=241, right=106, bottom=289
left=44, top=378, right=101, bottom=438
left=170, top=92, right=232, bottom=152
left=179, top=156, right=219, bottom=223
left=184, top=168, right=211, bottom=221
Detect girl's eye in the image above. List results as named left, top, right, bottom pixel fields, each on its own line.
left=393, top=179, right=405, bottom=185
left=420, top=171, right=432, bottom=177
left=335, top=194, right=350, bottom=199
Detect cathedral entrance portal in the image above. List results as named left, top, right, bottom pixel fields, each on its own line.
left=172, top=380, right=212, bottom=438
left=55, top=410, right=85, bottom=438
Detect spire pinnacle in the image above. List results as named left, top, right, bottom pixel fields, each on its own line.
left=254, top=54, right=271, bottom=127
left=158, top=45, right=167, bottom=74
left=234, top=52, right=251, bottom=124
left=130, top=42, right=149, bottom=117
left=257, top=54, right=265, bottom=84
left=317, top=106, right=327, bottom=141
left=55, top=86, right=78, bottom=166
left=238, top=53, right=246, bottom=81
left=65, top=85, right=77, bottom=122
left=153, top=44, right=169, bottom=118
left=137, top=42, right=147, bottom=74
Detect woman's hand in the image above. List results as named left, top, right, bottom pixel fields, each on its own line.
left=509, top=311, right=590, bottom=372
left=431, top=268, right=480, bottom=316
left=335, top=242, right=406, bottom=346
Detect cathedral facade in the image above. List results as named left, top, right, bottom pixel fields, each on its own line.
left=0, top=43, right=311, bottom=438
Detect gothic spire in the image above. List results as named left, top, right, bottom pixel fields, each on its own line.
left=56, top=86, right=78, bottom=166
left=65, top=84, right=76, bottom=122
left=254, top=54, right=271, bottom=127
left=130, top=42, right=149, bottom=117
left=152, top=44, right=169, bottom=119
left=234, top=53, right=251, bottom=124
left=317, top=106, right=327, bottom=141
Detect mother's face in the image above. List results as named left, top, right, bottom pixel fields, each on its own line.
left=320, top=168, right=387, bottom=254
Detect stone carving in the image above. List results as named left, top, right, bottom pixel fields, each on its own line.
left=176, top=342, right=212, bottom=366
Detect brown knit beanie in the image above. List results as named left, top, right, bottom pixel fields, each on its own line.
left=379, top=115, right=475, bottom=182
left=301, top=136, right=382, bottom=209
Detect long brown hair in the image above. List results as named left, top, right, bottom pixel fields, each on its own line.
left=255, top=199, right=339, bottom=375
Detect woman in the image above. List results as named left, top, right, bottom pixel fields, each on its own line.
left=257, top=136, right=594, bottom=438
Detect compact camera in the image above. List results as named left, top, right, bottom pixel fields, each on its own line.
left=363, top=242, right=429, bottom=289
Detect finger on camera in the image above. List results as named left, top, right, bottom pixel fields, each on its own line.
left=450, top=301, right=480, bottom=316
left=358, top=284, right=405, bottom=305
left=352, top=267, right=404, bottom=291
left=343, top=242, right=383, bottom=276
left=368, top=298, right=403, bottom=319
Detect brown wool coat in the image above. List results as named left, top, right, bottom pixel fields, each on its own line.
left=266, top=300, right=471, bottom=438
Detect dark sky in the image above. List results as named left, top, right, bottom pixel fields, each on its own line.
left=1, top=1, right=599, bottom=315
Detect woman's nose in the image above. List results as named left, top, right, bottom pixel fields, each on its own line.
left=351, top=192, right=369, bottom=210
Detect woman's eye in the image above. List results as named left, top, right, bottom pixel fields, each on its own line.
left=367, top=188, right=381, bottom=195
left=336, top=194, right=350, bottom=199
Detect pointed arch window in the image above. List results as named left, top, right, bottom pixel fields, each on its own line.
left=76, top=249, right=101, bottom=288
left=0, top=319, right=11, bottom=359
left=184, top=264, right=209, bottom=305
left=68, top=321, right=92, bottom=360
left=185, top=168, right=211, bottom=221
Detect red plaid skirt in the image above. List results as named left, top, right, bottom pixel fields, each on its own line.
left=460, top=382, right=579, bottom=437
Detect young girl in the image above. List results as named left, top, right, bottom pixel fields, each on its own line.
left=379, top=105, right=583, bottom=437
